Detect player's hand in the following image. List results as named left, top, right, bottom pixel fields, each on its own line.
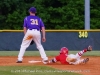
left=42, top=37, right=46, bottom=42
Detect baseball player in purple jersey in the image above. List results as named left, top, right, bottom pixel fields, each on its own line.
left=16, top=7, right=48, bottom=64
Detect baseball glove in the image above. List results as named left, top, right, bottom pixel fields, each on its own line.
left=30, top=40, right=34, bottom=45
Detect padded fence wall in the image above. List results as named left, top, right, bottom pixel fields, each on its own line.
left=0, top=30, right=100, bottom=51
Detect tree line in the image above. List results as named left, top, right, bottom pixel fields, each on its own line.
left=0, top=0, right=100, bottom=30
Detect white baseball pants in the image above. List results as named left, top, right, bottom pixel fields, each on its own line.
left=67, top=53, right=84, bottom=65
left=18, top=29, right=48, bottom=61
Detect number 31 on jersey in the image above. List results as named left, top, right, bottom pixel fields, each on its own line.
left=30, top=19, right=38, bottom=25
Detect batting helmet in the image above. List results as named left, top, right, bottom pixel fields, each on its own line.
left=60, top=47, right=69, bottom=54
left=29, top=7, right=36, bottom=13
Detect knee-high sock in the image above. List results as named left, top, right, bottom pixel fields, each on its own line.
left=77, top=49, right=87, bottom=57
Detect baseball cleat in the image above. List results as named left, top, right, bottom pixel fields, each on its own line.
left=16, top=61, right=22, bottom=63
left=87, top=45, right=92, bottom=51
left=42, top=60, right=48, bottom=64
left=83, top=58, right=89, bottom=64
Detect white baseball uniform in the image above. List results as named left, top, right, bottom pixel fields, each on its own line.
left=18, top=29, right=48, bottom=61
left=17, top=7, right=48, bottom=62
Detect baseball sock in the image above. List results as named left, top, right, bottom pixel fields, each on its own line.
left=77, top=49, right=87, bottom=56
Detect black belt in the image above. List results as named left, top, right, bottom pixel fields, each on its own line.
left=29, top=29, right=39, bottom=31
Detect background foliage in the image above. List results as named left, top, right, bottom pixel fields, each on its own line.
left=0, top=0, right=99, bottom=29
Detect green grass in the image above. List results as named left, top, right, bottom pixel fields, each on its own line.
left=0, top=51, right=99, bottom=75
left=0, top=51, right=100, bottom=56
left=0, top=66, right=82, bottom=75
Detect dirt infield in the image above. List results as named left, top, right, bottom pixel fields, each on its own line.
left=0, top=56, right=100, bottom=75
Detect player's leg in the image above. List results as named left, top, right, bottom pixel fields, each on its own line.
left=66, top=54, right=78, bottom=64
left=17, top=31, right=32, bottom=63
left=72, top=58, right=89, bottom=65
left=75, top=45, right=92, bottom=59
left=33, top=30, right=48, bottom=64
left=73, top=45, right=92, bottom=64
left=67, top=54, right=89, bottom=65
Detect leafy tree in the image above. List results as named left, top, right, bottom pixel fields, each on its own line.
left=0, top=0, right=100, bottom=29
left=90, top=0, right=100, bottom=29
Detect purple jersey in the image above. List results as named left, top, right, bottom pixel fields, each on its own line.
left=23, top=15, right=45, bottom=30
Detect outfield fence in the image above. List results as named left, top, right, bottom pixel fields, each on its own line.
left=0, top=30, right=100, bottom=51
